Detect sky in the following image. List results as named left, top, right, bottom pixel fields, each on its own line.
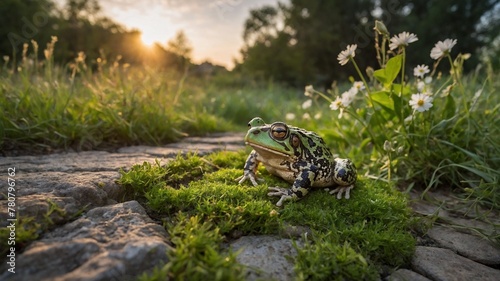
left=80, top=0, right=286, bottom=68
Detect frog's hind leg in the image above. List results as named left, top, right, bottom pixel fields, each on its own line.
left=268, top=168, right=315, bottom=206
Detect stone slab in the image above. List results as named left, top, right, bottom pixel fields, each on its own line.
left=427, top=226, right=500, bottom=266
left=412, top=246, right=500, bottom=281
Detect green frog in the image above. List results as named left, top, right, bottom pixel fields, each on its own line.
left=237, top=117, right=357, bottom=206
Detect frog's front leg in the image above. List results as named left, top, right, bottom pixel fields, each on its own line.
left=236, top=150, right=262, bottom=186
left=268, top=167, right=316, bottom=207
left=327, top=158, right=357, bottom=199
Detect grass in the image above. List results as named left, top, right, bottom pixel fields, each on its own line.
left=118, top=151, right=416, bottom=280
left=1, top=38, right=499, bottom=279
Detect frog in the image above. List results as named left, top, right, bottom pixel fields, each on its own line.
left=236, top=117, right=357, bottom=206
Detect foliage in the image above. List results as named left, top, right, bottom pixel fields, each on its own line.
left=0, top=43, right=231, bottom=153
left=139, top=214, right=245, bottom=281
left=0, top=0, right=191, bottom=70
left=119, top=151, right=416, bottom=280
left=383, top=0, right=500, bottom=69
left=239, top=0, right=500, bottom=86
left=304, top=21, right=500, bottom=199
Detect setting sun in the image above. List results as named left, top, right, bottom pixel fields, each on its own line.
left=141, top=30, right=166, bottom=47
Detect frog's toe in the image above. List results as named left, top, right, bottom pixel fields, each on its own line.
left=327, top=185, right=353, bottom=199
left=267, top=187, right=289, bottom=196
left=236, top=172, right=260, bottom=186
left=268, top=187, right=295, bottom=207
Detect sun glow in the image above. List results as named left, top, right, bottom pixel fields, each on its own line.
left=140, top=27, right=174, bottom=47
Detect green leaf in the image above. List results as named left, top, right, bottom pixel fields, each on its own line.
left=373, top=55, right=403, bottom=86
left=371, top=91, right=395, bottom=113
left=443, top=94, right=456, bottom=119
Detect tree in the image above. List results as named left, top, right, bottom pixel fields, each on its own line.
left=378, top=0, right=500, bottom=70
left=0, top=0, right=59, bottom=58
left=239, top=0, right=500, bottom=86
left=240, top=0, right=376, bottom=87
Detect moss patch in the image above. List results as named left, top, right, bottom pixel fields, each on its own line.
left=118, top=150, right=416, bottom=280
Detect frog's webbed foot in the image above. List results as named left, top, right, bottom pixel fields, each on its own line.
left=268, top=187, right=296, bottom=207
left=236, top=171, right=263, bottom=186
left=326, top=185, right=353, bottom=199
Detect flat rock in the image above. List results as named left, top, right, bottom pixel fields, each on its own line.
left=387, top=269, right=431, bottom=281
left=427, top=226, right=500, bottom=266
left=0, top=133, right=244, bottom=229
left=229, top=235, right=300, bottom=281
left=408, top=189, right=499, bottom=236
left=0, top=171, right=122, bottom=228
left=0, top=201, right=172, bottom=281
left=412, top=246, right=500, bottom=281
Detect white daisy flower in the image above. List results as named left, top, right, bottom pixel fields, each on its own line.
left=352, top=81, right=365, bottom=93
left=417, top=81, right=425, bottom=91
left=337, top=44, right=357, bottom=65
left=430, top=39, right=457, bottom=60
left=285, top=113, right=296, bottom=120
left=329, top=96, right=343, bottom=110
left=302, top=113, right=311, bottom=120
left=304, top=85, right=314, bottom=96
left=409, top=93, right=433, bottom=112
left=413, top=64, right=430, bottom=78
left=302, top=99, right=312, bottom=109
left=389, top=32, right=418, bottom=50
left=341, top=89, right=356, bottom=107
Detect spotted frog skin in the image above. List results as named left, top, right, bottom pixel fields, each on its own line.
left=236, top=117, right=357, bottom=206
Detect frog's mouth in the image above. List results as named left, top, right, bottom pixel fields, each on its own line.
left=246, top=141, right=291, bottom=157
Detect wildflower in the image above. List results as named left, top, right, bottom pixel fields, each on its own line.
left=304, top=85, right=314, bottom=96
left=430, top=39, right=457, bottom=60
left=341, top=89, right=356, bottom=107
left=413, top=64, right=429, bottom=78
left=314, top=112, right=322, bottom=120
left=285, top=113, right=296, bottom=120
left=397, top=146, right=405, bottom=154
left=3, top=56, right=9, bottom=62
left=337, top=44, right=357, bottom=66
left=302, top=99, right=312, bottom=109
left=383, top=140, right=392, bottom=152
left=441, top=84, right=454, bottom=97
left=352, top=81, right=365, bottom=93
left=374, top=20, right=389, bottom=36
left=409, top=93, right=433, bottom=112
left=329, top=96, right=343, bottom=110
left=389, top=32, right=418, bottom=50
left=76, top=52, right=86, bottom=63
left=417, top=81, right=425, bottom=92
left=404, top=115, right=414, bottom=123
left=302, top=113, right=311, bottom=120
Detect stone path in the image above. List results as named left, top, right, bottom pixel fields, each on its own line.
left=1, top=133, right=499, bottom=281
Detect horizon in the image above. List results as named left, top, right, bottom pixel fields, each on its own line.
left=55, top=0, right=286, bottom=69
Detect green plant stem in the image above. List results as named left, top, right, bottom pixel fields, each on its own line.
left=313, top=89, right=333, bottom=103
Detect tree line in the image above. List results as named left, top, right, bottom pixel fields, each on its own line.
left=1, top=0, right=499, bottom=85
left=0, top=0, right=193, bottom=72
left=237, top=0, right=500, bottom=87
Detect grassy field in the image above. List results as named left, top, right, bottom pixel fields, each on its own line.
left=1, top=43, right=499, bottom=279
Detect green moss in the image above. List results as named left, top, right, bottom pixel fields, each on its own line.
left=138, top=214, right=245, bottom=281
left=119, top=151, right=416, bottom=280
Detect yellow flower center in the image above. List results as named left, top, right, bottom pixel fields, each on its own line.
left=417, top=99, right=424, bottom=106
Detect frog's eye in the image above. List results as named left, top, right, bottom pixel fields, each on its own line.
left=270, top=123, right=288, bottom=140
